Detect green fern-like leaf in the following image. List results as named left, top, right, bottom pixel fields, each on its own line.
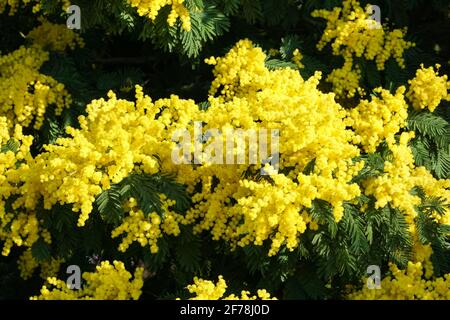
left=407, top=111, right=448, bottom=138
left=31, top=238, right=52, bottom=262
left=0, top=139, right=19, bottom=154
left=174, top=227, right=202, bottom=273
left=95, top=184, right=124, bottom=225
left=265, top=58, right=297, bottom=70
left=125, top=174, right=163, bottom=217
left=342, top=204, right=369, bottom=255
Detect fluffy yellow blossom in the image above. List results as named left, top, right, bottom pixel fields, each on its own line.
left=412, top=240, right=434, bottom=279
left=348, top=86, right=409, bottom=153
left=349, top=234, right=449, bottom=300
left=268, top=48, right=280, bottom=57
left=348, top=262, right=450, bottom=300
left=0, top=45, right=71, bottom=129
left=0, top=40, right=366, bottom=256
left=2, top=39, right=448, bottom=261
left=312, top=0, right=414, bottom=97
left=312, top=0, right=414, bottom=69
left=292, top=49, right=304, bottom=69
left=8, top=85, right=199, bottom=229
left=363, top=132, right=450, bottom=223
left=0, top=0, right=70, bottom=15
left=31, top=260, right=144, bottom=300
left=112, top=197, right=183, bottom=253
left=39, top=256, right=65, bottom=279
left=183, top=39, right=364, bottom=255
left=17, top=249, right=40, bottom=279
left=0, top=0, right=448, bottom=301
left=406, top=64, right=450, bottom=112
left=127, top=0, right=191, bottom=31
left=205, top=39, right=269, bottom=100
left=0, top=212, right=40, bottom=256
left=17, top=249, right=64, bottom=280
left=327, top=58, right=364, bottom=98
left=0, top=118, right=41, bottom=256
left=27, top=19, right=85, bottom=52
left=186, top=276, right=276, bottom=300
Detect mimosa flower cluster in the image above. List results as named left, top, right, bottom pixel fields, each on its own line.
left=347, top=233, right=450, bottom=299
left=17, top=249, right=64, bottom=280
left=0, top=39, right=367, bottom=257
left=127, top=0, right=191, bottom=31
left=2, top=39, right=449, bottom=263
left=31, top=260, right=144, bottom=300
left=185, top=39, right=364, bottom=254
left=0, top=45, right=71, bottom=129
left=348, top=86, right=409, bottom=153
left=348, top=262, right=450, bottom=300
left=0, top=118, right=62, bottom=278
left=1, top=28, right=449, bottom=300
left=406, top=64, right=450, bottom=112
left=312, top=0, right=414, bottom=97
left=186, top=276, right=275, bottom=300
left=292, top=49, right=304, bottom=69
left=112, top=197, right=183, bottom=253
left=0, top=0, right=70, bottom=14
left=348, top=242, right=450, bottom=301
left=12, top=84, right=203, bottom=231
left=14, top=88, right=168, bottom=227
left=363, top=132, right=450, bottom=225
left=27, top=19, right=85, bottom=52
left=0, top=22, right=83, bottom=258
left=0, top=117, right=38, bottom=257
left=0, top=22, right=82, bottom=129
